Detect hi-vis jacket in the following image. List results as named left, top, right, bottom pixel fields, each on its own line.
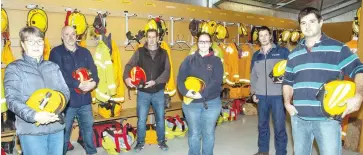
left=43, top=38, right=51, bottom=60
left=110, top=40, right=125, bottom=102
left=1, top=40, right=14, bottom=112
left=224, top=43, right=240, bottom=85
left=160, top=41, right=176, bottom=96
left=94, top=40, right=116, bottom=102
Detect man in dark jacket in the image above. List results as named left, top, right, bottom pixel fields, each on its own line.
left=123, top=29, right=170, bottom=152
left=49, top=26, right=99, bottom=155
left=250, top=26, right=289, bottom=155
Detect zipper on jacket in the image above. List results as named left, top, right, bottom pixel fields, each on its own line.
left=36, top=63, right=46, bottom=88
left=264, top=54, right=267, bottom=97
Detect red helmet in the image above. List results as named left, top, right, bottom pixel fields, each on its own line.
left=72, top=67, right=92, bottom=94
left=129, top=66, right=147, bottom=88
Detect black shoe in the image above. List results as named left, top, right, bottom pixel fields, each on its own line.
left=254, top=152, right=269, bottom=155
left=158, top=140, right=169, bottom=151
left=134, top=142, right=144, bottom=152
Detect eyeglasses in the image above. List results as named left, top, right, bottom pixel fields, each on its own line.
left=24, top=40, right=44, bottom=46
left=198, top=41, right=211, bottom=45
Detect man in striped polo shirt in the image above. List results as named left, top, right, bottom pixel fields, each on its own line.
left=283, top=7, right=363, bottom=155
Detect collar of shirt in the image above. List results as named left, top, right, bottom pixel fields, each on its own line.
left=258, top=43, right=276, bottom=55
left=195, top=50, right=214, bottom=57
left=299, top=33, right=328, bottom=47
left=23, top=53, right=44, bottom=65
left=63, top=44, right=79, bottom=53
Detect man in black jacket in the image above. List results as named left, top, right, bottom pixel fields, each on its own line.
left=123, top=29, right=170, bottom=152
left=49, top=26, right=99, bottom=155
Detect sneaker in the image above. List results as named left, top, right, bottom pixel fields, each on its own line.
left=254, top=152, right=269, bottom=155
left=158, top=140, right=169, bottom=151
left=133, top=142, right=144, bottom=152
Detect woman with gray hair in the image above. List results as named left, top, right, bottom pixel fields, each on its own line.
left=4, top=26, right=70, bottom=155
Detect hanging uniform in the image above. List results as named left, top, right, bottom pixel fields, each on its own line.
left=226, top=43, right=240, bottom=84
left=225, top=43, right=241, bottom=99
left=1, top=40, right=15, bottom=113
left=346, top=37, right=358, bottom=54
left=160, top=41, right=176, bottom=96
left=111, top=40, right=125, bottom=102
left=94, top=40, right=116, bottom=102
left=238, top=44, right=254, bottom=97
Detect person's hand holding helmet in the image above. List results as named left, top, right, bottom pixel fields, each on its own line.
left=144, top=80, right=156, bottom=88
left=34, top=111, right=60, bottom=125
left=252, top=94, right=259, bottom=103
left=125, top=78, right=136, bottom=88
left=78, top=78, right=95, bottom=92
left=83, top=79, right=96, bottom=92
left=186, top=90, right=202, bottom=99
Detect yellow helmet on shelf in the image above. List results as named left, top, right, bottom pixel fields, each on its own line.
left=252, top=29, right=258, bottom=41
left=1, top=8, right=9, bottom=33
left=357, top=7, right=361, bottom=23
left=27, top=8, right=48, bottom=33
left=200, top=22, right=213, bottom=35
left=67, top=11, right=88, bottom=36
left=353, top=20, right=359, bottom=34
left=281, top=30, right=291, bottom=42
left=207, top=20, right=217, bottom=35
left=215, top=24, right=227, bottom=40
left=238, top=24, right=248, bottom=36
left=290, top=31, right=300, bottom=43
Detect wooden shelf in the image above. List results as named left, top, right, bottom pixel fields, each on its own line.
left=1, top=102, right=183, bottom=139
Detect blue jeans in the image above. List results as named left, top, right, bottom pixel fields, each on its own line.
left=63, top=104, right=96, bottom=155
left=19, top=130, right=63, bottom=155
left=291, top=115, right=341, bottom=155
left=256, top=95, right=287, bottom=155
left=182, top=97, right=222, bottom=155
left=137, top=90, right=165, bottom=143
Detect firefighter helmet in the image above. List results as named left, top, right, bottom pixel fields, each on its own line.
left=316, top=80, right=356, bottom=119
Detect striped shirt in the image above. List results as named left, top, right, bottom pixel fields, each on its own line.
left=283, top=33, right=363, bottom=120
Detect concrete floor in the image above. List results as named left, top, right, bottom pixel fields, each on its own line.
left=66, top=115, right=362, bottom=155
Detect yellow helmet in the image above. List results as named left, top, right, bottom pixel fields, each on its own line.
left=290, top=31, right=300, bottom=42
left=300, top=32, right=304, bottom=39
left=252, top=29, right=258, bottom=41
left=144, top=19, right=158, bottom=34
left=67, top=11, right=88, bottom=36
left=238, top=24, right=248, bottom=36
left=353, top=20, right=359, bottom=34
left=27, top=8, right=48, bottom=33
left=98, top=101, right=122, bottom=118
left=281, top=30, right=291, bottom=42
left=357, top=7, right=361, bottom=23
left=316, top=80, right=356, bottom=119
left=207, top=21, right=217, bottom=35
left=215, top=24, right=227, bottom=40
left=269, top=60, right=287, bottom=83
left=26, top=89, right=66, bottom=114
left=1, top=8, right=9, bottom=33
left=183, top=77, right=205, bottom=104
left=200, top=22, right=213, bottom=35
